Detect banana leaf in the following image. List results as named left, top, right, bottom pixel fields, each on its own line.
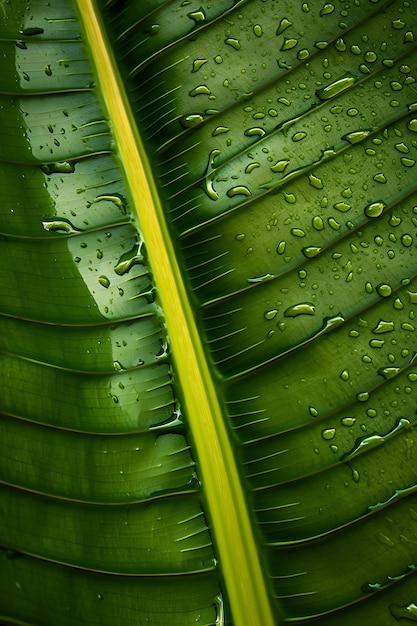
left=1, top=0, right=417, bottom=624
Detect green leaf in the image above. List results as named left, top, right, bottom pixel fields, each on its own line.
left=1, top=0, right=417, bottom=624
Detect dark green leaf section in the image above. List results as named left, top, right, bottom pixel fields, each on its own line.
left=102, top=0, right=417, bottom=622
left=0, top=1, right=224, bottom=623
left=0, top=549, right=221, bottom=626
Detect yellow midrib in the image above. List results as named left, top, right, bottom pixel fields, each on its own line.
left=76, top=1, right=276, bottom=624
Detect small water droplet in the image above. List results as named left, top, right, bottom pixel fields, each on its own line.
left=341, top=417, right=356, bottom=427
left=340, top=369, right=350, bottom=381
left=308, top=173, right=324, bottom=189
left=253, top=24, right=263, bottom=37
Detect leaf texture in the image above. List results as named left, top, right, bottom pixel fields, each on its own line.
left=2, top=0, right=417, bottom=625
left=98, top=0, right=417, bottom=623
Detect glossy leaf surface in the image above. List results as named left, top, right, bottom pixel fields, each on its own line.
left=2, top=0, right=417, bottom=624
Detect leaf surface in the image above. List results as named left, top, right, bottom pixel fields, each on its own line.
left=2, top=0, right=417, bottom=625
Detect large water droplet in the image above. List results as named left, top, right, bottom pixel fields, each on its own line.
left=114, top=243, right=144, bottom=276
left=316, top=74, right=355, bottom=100
left=42, top=219, right=80, bottom=234
left=284, top=302, right=315, bottom=317
left=364, top=201, right=385, bottom=218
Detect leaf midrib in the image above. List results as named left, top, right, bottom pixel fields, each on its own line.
left=76, top=1, right=276, bottom=624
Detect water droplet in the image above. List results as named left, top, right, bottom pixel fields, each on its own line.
left=227, top=186, right=251, bottom=198
left=203, top=149, right=220, bottom=200
left=244, top=127, right=266, bottom=138
left=114, top=243, right=144, bottom=276
left=335, top=38, right=346, bottom=52
left=41, top=161, right=75, bottom=174
left=253, top=24, right=263, bottom=37
left=42, top=219, right=80, bottom=234
left=245, top=162, right=260, bottom=173
left=322, top=427, right=336, bottom=440
left=373, top=320, right=395, bottom=333
left=334, top=201, right=351, bottom=212
left=284, top=302, right=315, bottom=317
left=312, top=216, right=324, bottom=230
left=192, top=59, right=208, bottom=73
left=356, top=391, right=369, bottom=402
left=342, top=130, right=370, bottom=144
left=292, top=132, right=307, bottom=141
left=376, top=283, right=392, bottom=297
left=302, top=246, right=322, bottom=258
left=407, top=118, right=417, bottom=132
left=180, top=113, right=204, bottom=128
left=264, top=309, right=278, bottom=320
left=225, top=38, right=241, bottom=50
left=320, top=3, right=335, bottom=15
left=308, top=173, right=324, bottom=189
left=316, top=74, right=355, bottom=100
left=373, top=173, right=387, bottom=183
left=297, top=48, right=310, bottom=60
left=189, top=85, right=211, bottom=97
left=281, top=38, right=298, bottom=51
left=401, top=234, right=413, bottom=247
left=378, top=367, right=400, bottom=380
left=364, top=201, right=385, bottom=218
left=187, top=8, right=206, bottom=25
left=98, top=275, right=110, bottom=288
left=271, top=159, right=290, bottom=173
left=93, top=194, right=126, bottom=213
left=44, top=64, right=52, bottom=76
left=341, top=417, right=356, bottom=427
left=340, top=369, right=350, bottom=381
left=401, top=157, right=416, bottom=167
left=212, top=126, right=229, bottom=136
left=276, top=18, right=292, bottom=35
left=370, top=339, right=385, bottom=348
